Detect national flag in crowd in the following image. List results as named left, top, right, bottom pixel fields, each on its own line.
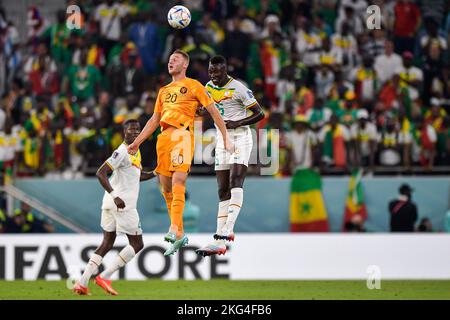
left=290, top=168, right=329, bottom=232
left=342, top=169, right=368, bottom=229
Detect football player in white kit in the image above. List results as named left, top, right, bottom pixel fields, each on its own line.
left=73, top=119, right=156, bottom=296
left=196, top=55, right=264, bottom=257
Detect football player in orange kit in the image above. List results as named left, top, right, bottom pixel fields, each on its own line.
left=127, top=50, right=233, bottom=256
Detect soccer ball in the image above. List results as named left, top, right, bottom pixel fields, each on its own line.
left=167, top=5, right=191, bottom=29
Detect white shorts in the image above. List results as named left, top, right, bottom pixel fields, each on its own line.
left=215, top=127, right=253, bottom=171
left=101, top=209, right=142, bottom=235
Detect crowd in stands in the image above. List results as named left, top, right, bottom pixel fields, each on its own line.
left=0, top=0, right=449, bottom=181
left=0, top=201, right=54, bottom=233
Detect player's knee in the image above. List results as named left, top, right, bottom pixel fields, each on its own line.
left=131, top=239, right=144, bottom=253
left=230, top=176, right=244, bottom=189
left=218, top=187, right=231, bottom=201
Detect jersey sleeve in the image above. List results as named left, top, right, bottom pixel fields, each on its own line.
left=154, top=88, right=163, bottom=113
left=192, top=81, right=214, bottom=107
left=105, top=146, right=127, bottom=170
left=236, top=83, right=257, bottom=108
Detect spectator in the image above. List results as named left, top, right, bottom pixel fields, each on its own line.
left=422, top=45, right=447, bottom=104
left=337, top=91, right=358, bottom=128
left=128, top=11, right=161, bottom=76
left=412, top=114, right=437, bottom=169
left=222, top=16, right=251, bottom=80
left=393, top=0, right=421, bottom=54
left=350, top=55, right=378, bottom=108
left=418, top=16, right=447, bottom=60
left=314, top=65, right=335, bottom=101
left=306, top=98, right=332, bottom=132
left=331, top=22, right=358, bottom=76
left=112, top=45, right=146, bottom=97
left=286, top=115, right=316, bottom=173
left=63, top=117, right=89, bottom=178
left=378, top=116, right=400, bottom=166
left=388, top=183, right=418, bottom=232
left=374, top=39, right=403, bottom=85
left=27, top=6, right=48, bottom=50
left=350, top=109, right=377, bottom=170
left=275, top=60, right=296, bottom=114
left=361, top=29, right=386, bottom=58
left=294, top=79, right=315, bottom=115
left=194, top=12, right=224, bottom=48
left=94, top=0, right=129, bottom=57
left=417, top=217, right=433, bottom=232
left=295, top=16, right=321, bottom=67
left=260, top=30, right=289, bottom=104
left=378, top=74, right=404, bottom=111
left=316, top=36, right=342, bottom=73
left=4, top=202, right=54, bottom=233
left=0, top=118, right=21, bottom=182
left=41, top=9, right=76, bottom=69
left=318, top=113, right=350, bottom=168
left=335, top=5, right=364, bottom=37
left=395, top=51, right=423, bottom=115
left=64, top=49, right=102, bottom=107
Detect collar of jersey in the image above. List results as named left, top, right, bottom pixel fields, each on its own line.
left=209, top=76, right=233, bottom=90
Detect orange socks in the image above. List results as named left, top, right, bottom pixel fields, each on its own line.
left=171, top=184, right=186, bottom=238
left=162, top=191, right=173, bottom=219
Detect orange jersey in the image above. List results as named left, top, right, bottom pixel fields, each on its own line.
left=155, top=77, right=213, bottom=130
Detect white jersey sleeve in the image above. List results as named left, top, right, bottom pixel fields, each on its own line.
left=235, top=82, right=257, bottom=108
left=105, top=145, right=127, bottom=170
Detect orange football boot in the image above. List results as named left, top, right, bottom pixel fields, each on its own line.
left=94, top=275, right=118, bottom=296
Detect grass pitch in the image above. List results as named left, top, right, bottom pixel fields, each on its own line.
left=0, top=280, right=449, bottom=300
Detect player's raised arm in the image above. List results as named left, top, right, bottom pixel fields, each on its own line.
left=127, top=111, right=161, bottom=154
left=128, top=89, right=163, bottom=154
left=96, top=162, right=125, bottom=210
left=204, top=102, right=234, bottom=153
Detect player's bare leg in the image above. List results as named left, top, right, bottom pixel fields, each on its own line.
left=74, top=231, right=116, bottom=295
left=164, top=171, right=189, bottom=256
left=95, top=234, right=144, bottom=296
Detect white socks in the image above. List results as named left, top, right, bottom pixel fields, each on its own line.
left=100, top=245, right=136, bottom=280
left=216, top=200, right=230, bottom=235
left=79, top=253, right=102, bottom=287
left=222, top=188, right=243, bottom=235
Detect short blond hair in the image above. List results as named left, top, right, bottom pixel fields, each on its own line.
left=173, top=49, right=190, bottom=64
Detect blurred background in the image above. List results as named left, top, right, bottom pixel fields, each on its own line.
left=0, top=0, right=449, bottom=236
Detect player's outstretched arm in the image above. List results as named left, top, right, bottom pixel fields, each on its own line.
left=96, top=163, right=125, bottom=209
left=128, top=112, right=161, bottom=154
left=204, top=102, right=234, bottom=153
left=140, top=169, right=157, bottom=181
left=225, top=103, right=265, bottom=129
